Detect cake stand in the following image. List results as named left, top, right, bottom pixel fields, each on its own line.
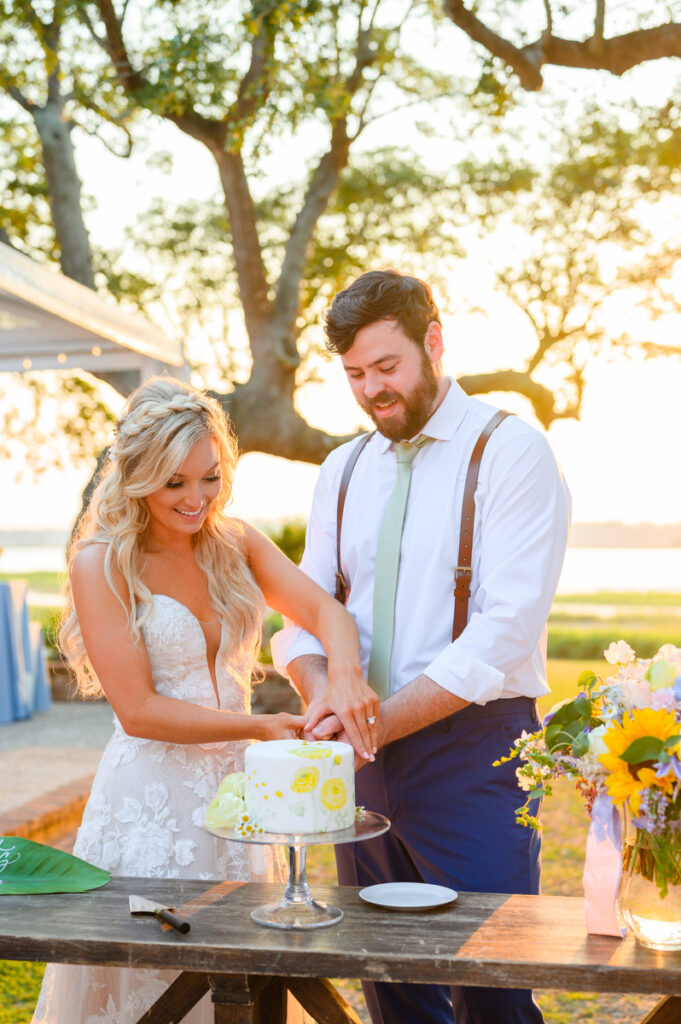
left=206, top=809, right=390, bottom=929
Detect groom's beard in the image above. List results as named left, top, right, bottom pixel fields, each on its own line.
left=359, top=357, right=439, bottom=442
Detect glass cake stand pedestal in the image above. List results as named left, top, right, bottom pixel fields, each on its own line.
left=206, top=809, right=390, bottom=930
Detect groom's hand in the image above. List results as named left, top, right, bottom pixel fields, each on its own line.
left=304, top=710, right=342, bottom=741
left=306, top=670, right=379, bottom=762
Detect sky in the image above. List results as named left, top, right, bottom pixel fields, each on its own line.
left=2, top=7, right=681, bottom=532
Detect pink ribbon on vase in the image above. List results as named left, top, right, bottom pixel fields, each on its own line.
left=583, top=792, right=627, bottom=937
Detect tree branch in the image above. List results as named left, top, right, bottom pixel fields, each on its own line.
left=442, top=0, right=544, bottom=90
left=230, top=4, right=278, bottom=126
left=542, top=24, right=681, bottom=76
left=274, top=118, right=351, bottom=342
left=91, top=0, right=146, bottom=93
left=92, top=0, right=272, bottom=340
left=543, top=0, right=553, bottom=37
left=457, top=369, right=574, bottom=427
left=213, top=148, right=273, bottom=340
left=5, top=82, right=34, bottom=112
left=273, top=11, right=379, bottom=342
left=443, top=2, right=681, bottom=89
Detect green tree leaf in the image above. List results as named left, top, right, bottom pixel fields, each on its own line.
left=0, top=837, right=110, bottom=895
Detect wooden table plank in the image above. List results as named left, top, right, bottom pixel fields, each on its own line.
left=1, top=878, right=680, bottom=996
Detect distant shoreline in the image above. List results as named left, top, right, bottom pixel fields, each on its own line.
left=3, top=522, right=681, bottom=549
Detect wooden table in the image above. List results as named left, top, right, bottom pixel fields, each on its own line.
left=1, top=876, right=680, bottom=1023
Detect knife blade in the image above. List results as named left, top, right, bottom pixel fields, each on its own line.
left=129, top=895, right=191, bottom=934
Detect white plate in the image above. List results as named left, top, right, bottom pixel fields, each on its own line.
left=359, top=882, right=458, bottom=911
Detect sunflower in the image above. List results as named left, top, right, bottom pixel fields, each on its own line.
left=599, top=707, right=679, bottom=814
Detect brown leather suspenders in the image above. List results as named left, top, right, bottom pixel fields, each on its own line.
left=451, top=409, right=512, bottom=639
left=334, top=411, right=513, bottom=640
left=334, top=431, right=374, bottom=603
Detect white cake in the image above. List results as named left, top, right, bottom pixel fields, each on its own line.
left=244, top=739, right=355, bottom=834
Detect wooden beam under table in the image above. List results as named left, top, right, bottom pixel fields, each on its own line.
left=640, top=996, right=681, bottom=1024
left=136, top=971, right=360, bottom=1024
left=135, top=971, right=210, bottom=1024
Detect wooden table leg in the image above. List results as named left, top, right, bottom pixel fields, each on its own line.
left=285, top=977, right=364, bottom=1024
left=639, top=996, right=681, bottom=1024
left=209, top=975, right=283, bottom=1024
left=134, top=971, right=211, bottom=1023
left=252, top=976, right=287, bottom=1024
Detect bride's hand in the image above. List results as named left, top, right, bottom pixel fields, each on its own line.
left=257, top=712, right=306, bottom=741
left=304, top=663, right=379, bottom=762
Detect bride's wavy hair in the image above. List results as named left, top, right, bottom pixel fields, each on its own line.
left=60, top=376, right=264, bottom=698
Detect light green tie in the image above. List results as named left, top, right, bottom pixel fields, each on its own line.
left=367, top=436, right=432, bottom=700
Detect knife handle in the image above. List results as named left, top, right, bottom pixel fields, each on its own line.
left=155, top=908, right=191, bottom=934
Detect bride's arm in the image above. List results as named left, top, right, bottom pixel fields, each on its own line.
left=70, top=545, right=303, bottom=744
left=242, top=523, right=379, bottom=760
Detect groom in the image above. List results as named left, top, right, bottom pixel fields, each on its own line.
left=271, top=269, right=570, bottom=1024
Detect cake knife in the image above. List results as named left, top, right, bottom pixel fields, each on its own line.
left=129, top=895, right=191, bottom=933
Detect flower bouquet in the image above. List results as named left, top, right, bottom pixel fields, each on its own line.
left=498, top=641, right=681, bottom=949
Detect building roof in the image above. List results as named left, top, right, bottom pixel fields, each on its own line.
left=0, top=243, right=183, bottom=375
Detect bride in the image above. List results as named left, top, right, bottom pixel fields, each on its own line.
left=32, top=376, right=378, bottom=1024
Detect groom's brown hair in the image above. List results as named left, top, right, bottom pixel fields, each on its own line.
left=324, top=269, right=441, bottom=354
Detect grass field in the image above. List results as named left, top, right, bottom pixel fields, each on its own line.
left=1, top=591, right=679, bottom=1022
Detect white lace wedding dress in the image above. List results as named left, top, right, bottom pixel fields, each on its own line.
left=32, top=594, right=288, bottom=1024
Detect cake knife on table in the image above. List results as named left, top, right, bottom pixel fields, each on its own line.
left=129, top=895, right=191, bottom=933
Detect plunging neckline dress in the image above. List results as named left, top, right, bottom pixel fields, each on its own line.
left=32, top=593, right=285, bottom=1024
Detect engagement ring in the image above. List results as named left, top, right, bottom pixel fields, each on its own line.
left=366, top=715, right=376, bottom=725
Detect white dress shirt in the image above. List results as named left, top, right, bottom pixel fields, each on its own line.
left=271, top=379, right=571, bottom=705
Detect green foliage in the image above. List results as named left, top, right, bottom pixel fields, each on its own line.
left=544, top=695, right=595, bottom=755
left=0, top=959, right=44, bottom=1024
left=0, top=373, right=116, bottom=476
left=0, top=117, right=54, bottom=258
left=547, top=628, right=681, bottom=661
left=265, top=520, right=306, bottom=565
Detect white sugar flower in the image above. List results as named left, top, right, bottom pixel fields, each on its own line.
left=216, top=771, right=245, bottom=800
left=604, top=640, right=636, bottom=666
left=205, top=793, right=244, bottom=829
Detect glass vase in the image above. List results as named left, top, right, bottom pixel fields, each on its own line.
left=617, top=819, right=681, bottom=952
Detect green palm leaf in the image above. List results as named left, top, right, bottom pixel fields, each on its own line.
left=0, top=836, right=110, bottom=895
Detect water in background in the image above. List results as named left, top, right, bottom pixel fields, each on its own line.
left=0, top=546, right=68, bottom=573
left=2, top=544, right=681, bottom=594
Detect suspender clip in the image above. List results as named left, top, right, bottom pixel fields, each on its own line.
left=335, top=571, right=348, bottom=605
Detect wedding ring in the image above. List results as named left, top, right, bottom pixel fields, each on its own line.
left=366, top=715, right=377, bottom=725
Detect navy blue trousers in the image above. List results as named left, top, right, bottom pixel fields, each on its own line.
left=335, top=697, right=545, bottom=1024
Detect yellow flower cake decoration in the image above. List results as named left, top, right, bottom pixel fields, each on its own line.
left=291, top=766, right=319, bottom=793
left=290, top=744, right=333, bottom=760
left=321, top=777, right=347, bottom=810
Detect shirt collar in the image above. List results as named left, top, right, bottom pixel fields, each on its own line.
left=374, top=377, right=469, bottom=453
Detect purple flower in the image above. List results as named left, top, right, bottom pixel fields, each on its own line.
left=656, top=756, right=681, bottom=783
left=673, top=675, right=681, bottom=701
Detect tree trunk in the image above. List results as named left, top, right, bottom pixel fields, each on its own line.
left=32, top=104, right=95, bottom=290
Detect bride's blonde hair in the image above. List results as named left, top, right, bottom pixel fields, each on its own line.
left=60, top=376, right=264, bottom=697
